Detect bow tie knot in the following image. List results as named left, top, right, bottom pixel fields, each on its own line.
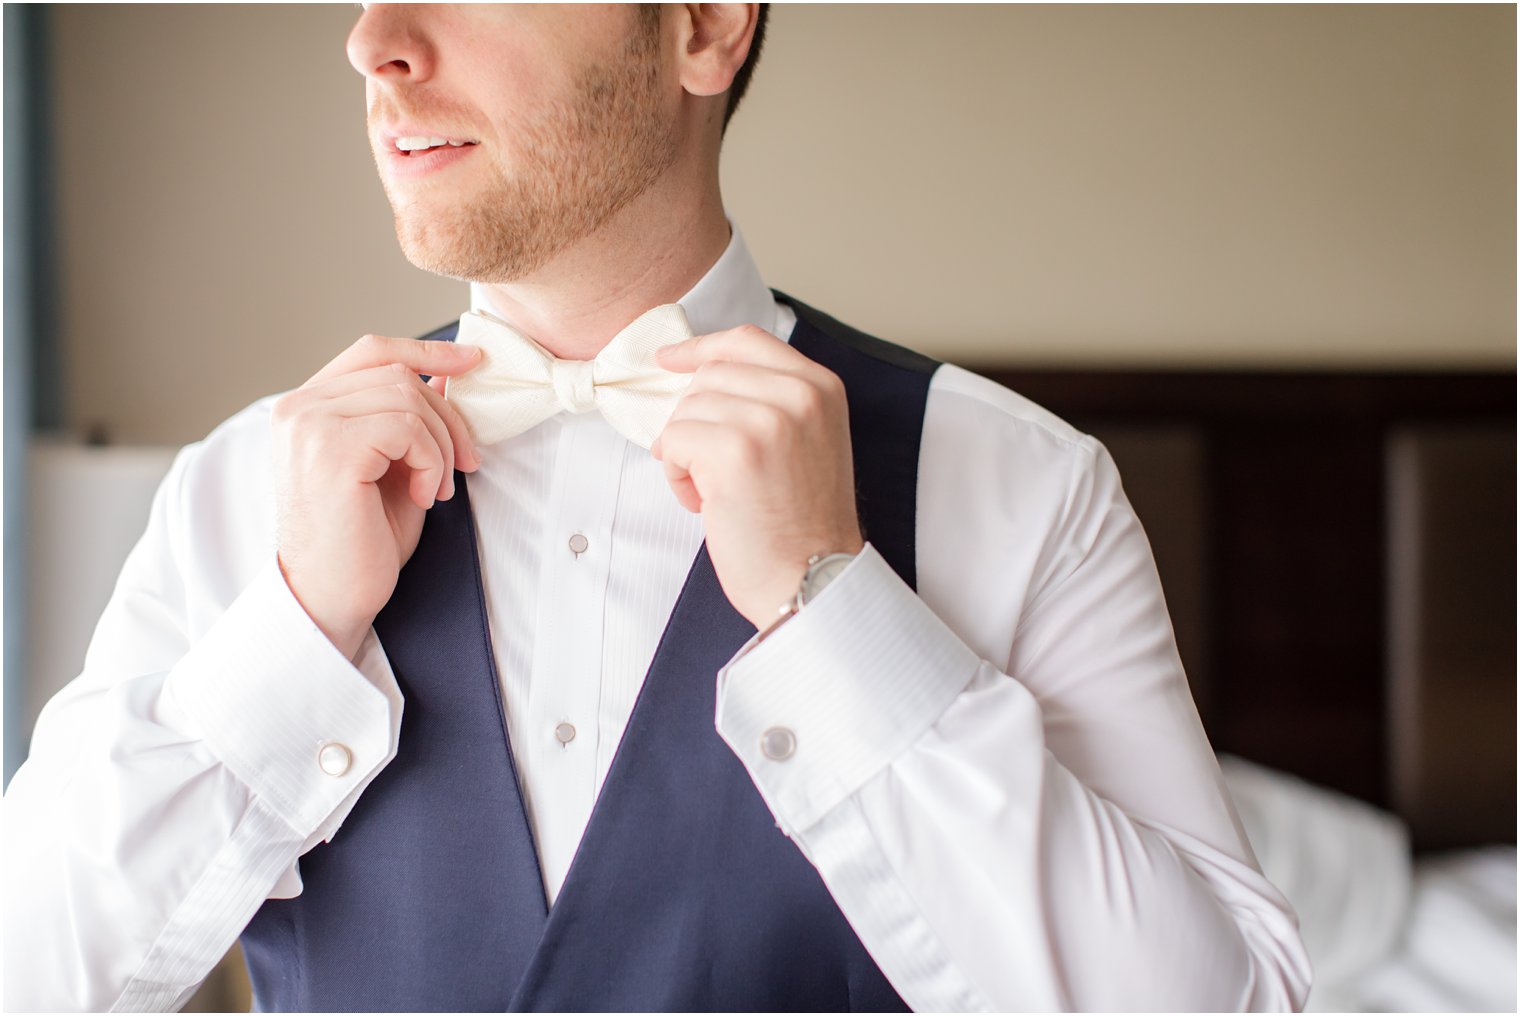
left=552, top=358, right=598, bottom=415
left=445, top=303, right=694, bottom=450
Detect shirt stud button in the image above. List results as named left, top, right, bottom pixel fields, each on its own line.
left=568, top=533, right=589, bottom=556
left=554, top=722, right=577, bottom=745
left=317, top=742, right=352, bottom=777
left=760, top=727, right=796, bottom=761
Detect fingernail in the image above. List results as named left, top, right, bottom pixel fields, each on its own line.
left=655, top=342, right=681, bottom=357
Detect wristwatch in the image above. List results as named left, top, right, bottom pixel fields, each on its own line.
left=757, top=551, right=858, bottom=642
left=791, top=552, right=857, bottom=610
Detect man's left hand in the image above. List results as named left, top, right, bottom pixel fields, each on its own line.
left=652, top=326, right=864, bottom=631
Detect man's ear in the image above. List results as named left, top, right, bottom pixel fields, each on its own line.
left=675, top=4, right=759, bottom=99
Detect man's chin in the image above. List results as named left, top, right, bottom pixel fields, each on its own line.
left=397, top=240, right=485, bottom=283
left=394, top=219, right=522, bottom=284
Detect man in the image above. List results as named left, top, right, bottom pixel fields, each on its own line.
left=5, top=5, right=1309, bottom=1011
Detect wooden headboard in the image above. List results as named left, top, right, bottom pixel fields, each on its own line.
left=975, top=369, right=1516, bottom=851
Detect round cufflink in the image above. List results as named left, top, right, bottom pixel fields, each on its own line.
left=317, top=742, right=353, bottom=777
left=761, top=726, right=797, bottom=761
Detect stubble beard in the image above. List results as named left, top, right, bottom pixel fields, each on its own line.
left=381, top=25, right=679, bottom=284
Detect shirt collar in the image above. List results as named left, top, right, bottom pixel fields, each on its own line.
left=467, top=218, right=775, bottom=341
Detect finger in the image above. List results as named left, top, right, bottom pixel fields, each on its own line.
left=308, top=363, right=478, bottom=476
left=660, top=455, right=702, bottom=513
left=676, top=360, right=778, bottom=395
left=342, top=411, right=448, bottom=510
left=412, top=371, right=479, bottom=472
left=676, top=360, right=825, bottom=413
left=311, top=333, right=483, bottom=384
left=323, top=385, right=458, bottom=500
left=652, top=426, right=703, bottom=512
left=655, top=419, right=742, bottom=513
left=654, top=324, right=803, bottom=374
left=664, top=390, right=787, bottom=440
left=423, top=375, right=478, bottom=469
left=304, top=362, right=430, bottom=399
left=654, top=418, right=739, bottom=474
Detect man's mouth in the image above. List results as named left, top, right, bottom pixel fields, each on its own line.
left=393, top=136, right=478, bottom=156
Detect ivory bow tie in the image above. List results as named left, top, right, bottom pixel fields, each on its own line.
left=445, top=304, right=693, bottom=450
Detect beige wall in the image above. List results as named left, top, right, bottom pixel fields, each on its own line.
left=51, top=4, right=1516, bottom=446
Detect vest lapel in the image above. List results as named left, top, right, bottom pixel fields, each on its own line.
left=365, top=480, right=550, bottom=998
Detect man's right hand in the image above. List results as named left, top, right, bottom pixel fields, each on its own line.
left=272, top=334, right=483, bottom=659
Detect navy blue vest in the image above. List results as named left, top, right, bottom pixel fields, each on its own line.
left=241, top=294, right=940, bottom=1011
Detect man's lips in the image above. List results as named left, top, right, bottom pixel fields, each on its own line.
left=376, top=121, right=479, bottom=154
left=391, top=134, right=478, bottom=156
left=380, top=131, right=480, bottom=179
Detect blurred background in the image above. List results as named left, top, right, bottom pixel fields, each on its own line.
left=3, top=4, right=1515, bottom=1012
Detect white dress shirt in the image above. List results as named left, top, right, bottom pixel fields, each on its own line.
left=3, top=225, right=1311, bottom=1012
left=464, top=235, right=782, bottom=903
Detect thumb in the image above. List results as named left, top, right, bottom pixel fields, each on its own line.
left=654, top=338, right=698, bottom=373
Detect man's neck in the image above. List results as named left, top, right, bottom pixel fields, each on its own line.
left=478, top=182, right=731, bottom=362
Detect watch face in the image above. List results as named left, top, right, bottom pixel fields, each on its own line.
left=801, top=553, right=855, bottom=604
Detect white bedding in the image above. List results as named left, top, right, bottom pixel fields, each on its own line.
left=1219, top=755, right=1517, bottom=1013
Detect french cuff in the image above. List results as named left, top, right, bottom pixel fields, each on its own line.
left=166, top=560, right=402, bottom=839
left=715, top=544, right=980, bottom=835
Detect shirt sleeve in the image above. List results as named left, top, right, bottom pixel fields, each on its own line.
left=713, top=429, right=1312, bottom=1011
left=2, top=437, right=404, bottom=1013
